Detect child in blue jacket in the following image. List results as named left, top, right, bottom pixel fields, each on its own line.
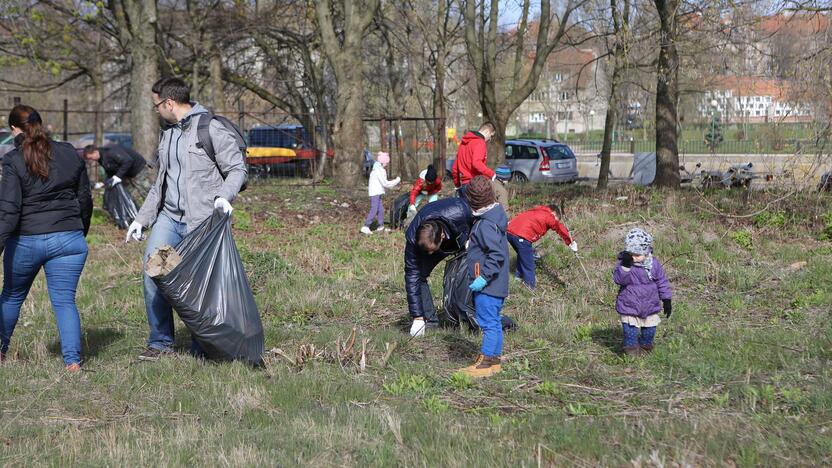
left=459, top=175, right=509, bottom=378
left=613, top=228, right=673, bottom=356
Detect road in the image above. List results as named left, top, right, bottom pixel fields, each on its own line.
left=574, top=152, right=830, bottom=185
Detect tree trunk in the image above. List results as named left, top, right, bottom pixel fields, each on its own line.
left=599, top=55, right=622, bottom=188
left=332, top=80, right=365, bottom=184
left=653, top=0, right=680, bottom=188
left=207, top=45, right=224, bottom=109
left=314, top=0, right=379, bottom=187
left=111, top=0, right=160, bottom=162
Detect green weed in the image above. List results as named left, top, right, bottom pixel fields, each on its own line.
left=730, top=229, right=754, bottom=250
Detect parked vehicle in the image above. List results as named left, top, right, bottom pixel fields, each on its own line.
left=73, top=133, right=133, bottom=150
left=246, top=124, right=331, bottom=178
left=0, top=131, right=14, bottom=157
left=504, top=139, right=578, bottom=183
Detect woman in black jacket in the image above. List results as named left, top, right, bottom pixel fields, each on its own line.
left=0, top=105, right=92, bottom=371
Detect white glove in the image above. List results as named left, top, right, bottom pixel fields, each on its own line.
left=93, top=182, right=105, bottom=190
left=408, top=204, right=417, bottom=215
left=409, top=318, right=426, bottom=337
left=393, top=177, right=401, bottom=186
left=125, top=221, right=143, bottom=242
left=110, top=175, right=122, bottom=186
left=569, top=241, right=578, bottom=253
left=491, top=174, right=497, bottom=181
left=214, top=197, right=233, bottom=214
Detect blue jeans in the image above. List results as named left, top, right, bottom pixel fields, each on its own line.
left=0, top=231, right=88, bottom=365
left=622, top=323, right=657, bottom=348
left=143, top=212, right=202, bottom=354
left=474, top=292, right=504, bottom=357
left=507, top=233, right=536, bottom=288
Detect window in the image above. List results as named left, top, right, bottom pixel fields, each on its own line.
left=554, top=73, right=563, bottom=82
left=505, top=145, right=515, bottom=159
left=529, top=112, right=545, bottom=123
left=775, top=110, right=781, bottom=116
left=559, top=91, right=570, bottom=101
left=755, top=110, right=760, bottom=116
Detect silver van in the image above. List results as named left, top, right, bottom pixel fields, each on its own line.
left=504, top=139, right=579, bottom=183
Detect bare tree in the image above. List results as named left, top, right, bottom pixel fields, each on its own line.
left=652, top=0, right=680, bottom=188
left=315, top=0, right=381, bottom=186
left=463, top=0, right=585, bottom=165
left=597, top=0, right=632, bottom=188
left=109, top=0, right=160, bottom=161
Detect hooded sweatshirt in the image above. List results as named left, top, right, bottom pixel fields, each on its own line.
left=368, top=161, right=400, bottom=197
left=452, top=131, right=495, bottom=187
left=161, top=104, right=209, bottom=221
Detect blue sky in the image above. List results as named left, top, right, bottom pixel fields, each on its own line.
left=498, top=0, right=542, bottom=29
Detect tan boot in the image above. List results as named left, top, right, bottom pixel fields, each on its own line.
left=460, top=356, right=502, bottom=378
left=459, top=354, right=485, bottom=373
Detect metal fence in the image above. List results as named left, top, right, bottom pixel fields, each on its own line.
left=565, top=139, right=829, bottom=155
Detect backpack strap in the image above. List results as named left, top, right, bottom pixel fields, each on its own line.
left=196, top=112, right=217, bottom=163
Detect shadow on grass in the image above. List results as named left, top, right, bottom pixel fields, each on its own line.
left=591, top=325, right=622, bottom=355
left=441, top=332, right=479, bottom=361
left=49, top=327, right=125, bottom=359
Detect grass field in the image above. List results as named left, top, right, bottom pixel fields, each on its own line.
left=1, top=178, right=831, bottom=466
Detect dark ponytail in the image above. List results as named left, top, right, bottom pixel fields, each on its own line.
left=9, top=105, right=51, bottom=180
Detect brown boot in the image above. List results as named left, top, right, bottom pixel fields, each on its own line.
left=640, top=344, right=654, bottom=354
left=459, top=354, right=484, bottom=373
left=623, top=346, right=642, bottom=357
left=460, top=355, right=502, bottom=378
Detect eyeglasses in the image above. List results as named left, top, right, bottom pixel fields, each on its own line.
left=152, top=98, right=169, bottom=112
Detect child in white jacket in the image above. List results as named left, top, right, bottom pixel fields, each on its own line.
left=362, top=152, right=400, bottom=234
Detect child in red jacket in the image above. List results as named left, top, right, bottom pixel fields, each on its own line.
left=407, top=164, right=442, bottom=216
left=451, top=122, right=496, bottom=196
left=507, top=205, right=578, bottom=289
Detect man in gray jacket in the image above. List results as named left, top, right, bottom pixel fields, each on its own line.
left=126, top=77, right=247, bottom=361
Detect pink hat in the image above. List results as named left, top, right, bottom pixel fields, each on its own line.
left=377, top=151, right=390, bottom=165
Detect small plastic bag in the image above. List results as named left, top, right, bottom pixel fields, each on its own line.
left=103, top=183, right=138, bottom=229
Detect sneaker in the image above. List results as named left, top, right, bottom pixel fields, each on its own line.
left=65, top=363, right=81, bottom=373
left=460, top=355, right=501, bottom=378
left=137, top=347, right=172, bottom=361
left=360, top=226, right=372, bottom=235
left=640, top=344, right=654, bottom=354
left=374, top=226, right=388, bottom=233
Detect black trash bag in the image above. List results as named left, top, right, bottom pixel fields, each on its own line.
left=103, top=183, right=138, bottom=229
left=442, top=252, right=516, bottom=331
left=147, top=210, right=265, bottom=365
left=389, top=193, right=410, bottom=229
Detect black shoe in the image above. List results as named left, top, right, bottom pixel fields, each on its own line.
left=137, top=347, right=172, bottom=362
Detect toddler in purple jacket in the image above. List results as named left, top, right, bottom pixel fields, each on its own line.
left=613, top=228, right=672, bottom=356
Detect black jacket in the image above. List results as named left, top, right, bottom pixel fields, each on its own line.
left=99, top=145, right=146, bottom=179
left=404, top=197, right=473, bottom=318
left=0, top=138, right=93, bottom=250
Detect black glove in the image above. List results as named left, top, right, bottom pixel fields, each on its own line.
left=663, top=299, right=672, bottom=318
left=620, top=252, right=634, bottom=268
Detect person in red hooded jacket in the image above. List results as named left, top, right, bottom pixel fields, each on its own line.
left=507, top=205, right=578, bottom=289
left=407, top=164, right=442, bottom=216
left=452, top=122, right=496, bottom=196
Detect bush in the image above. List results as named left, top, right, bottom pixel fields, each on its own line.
left=819, top=213, right=832, bottom=241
